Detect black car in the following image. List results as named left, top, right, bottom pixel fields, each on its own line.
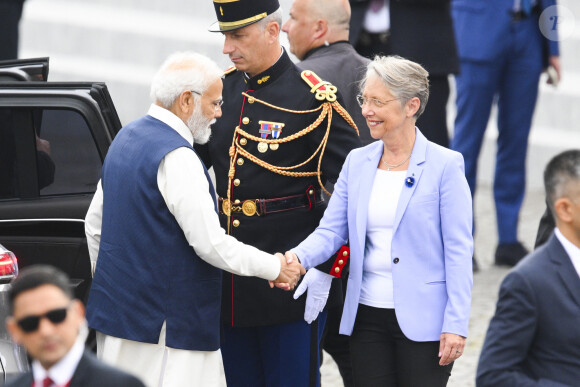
left=0, top=58, right=122, bottom=354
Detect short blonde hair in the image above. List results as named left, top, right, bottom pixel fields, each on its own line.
left=362, top=55, right=430, bottom=119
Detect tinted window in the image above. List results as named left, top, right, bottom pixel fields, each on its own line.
left=0, top=108, right=101, bottom=200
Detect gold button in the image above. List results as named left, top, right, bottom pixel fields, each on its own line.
left=309, top=189, right=314, bottom=195
left=240, top=138, right=247, bottom=145
left=338, top=260, right=344, bottom=265
left=234, top=179, right=240, bottom=186
left=334, top=267, right=340, bottom=273
left=234, top=199, right=241, bottom=204
left=248, top=97, right=255, bottom=104
left=342, top=251, right=348, bottom=257
left=237, top=158, right=244, bottom=166
left=242, top=117, right=250, bottom=125
left=233, top=219, right=240, bottom=227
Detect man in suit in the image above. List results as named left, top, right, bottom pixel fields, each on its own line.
left=349, top=0, right=459, bottom=148
left=283, top=0, right=371, bottom=145
left=477, top=149, right=580, bottom=386
left=200, top=0, right=360, bottom=385
left=5, top=265, right=145, bottom=387
left=451, top=0, right=561, bottom=267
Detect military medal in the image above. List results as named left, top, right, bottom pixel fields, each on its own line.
left=259, top=121, right=284, bottom=152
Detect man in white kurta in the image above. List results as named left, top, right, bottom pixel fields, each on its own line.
left=84, top=52, right=302, bottom=387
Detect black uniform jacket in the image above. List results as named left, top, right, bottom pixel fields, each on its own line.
left=196, top=51, right=361, bottom=327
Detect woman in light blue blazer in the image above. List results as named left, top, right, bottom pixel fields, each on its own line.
left=289, top=56, right=473, bottom=386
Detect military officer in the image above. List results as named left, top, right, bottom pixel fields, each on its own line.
left=197, top=0, right=361, bottom=385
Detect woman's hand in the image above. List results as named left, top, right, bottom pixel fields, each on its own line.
left=438, top=333, right=466, bottom=366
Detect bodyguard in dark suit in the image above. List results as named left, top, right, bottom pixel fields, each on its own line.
left=5, top=265, right=144, bottom=387
left=451, top=0, right=561, bottom=266
left=349, top=0, right=459, bottom=147
left=200, top=1, right=360, bottom=385
left=7, top=351, right=145, bottom=387
left=283, top=0, right=371, bottom=146
left=477, top=150, right=580, bottom=387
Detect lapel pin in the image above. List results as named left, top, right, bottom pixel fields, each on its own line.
left=405, top=177, right=415, bottom=187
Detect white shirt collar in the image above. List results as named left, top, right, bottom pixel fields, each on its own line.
left=554, top=228, right=580, bottom=279
left=32, top=331, right=85, bottom=387
left=147, top=104, right=194, bottom=146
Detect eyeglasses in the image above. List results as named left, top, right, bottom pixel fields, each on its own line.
left=16, top=305, right=70, bottom=333
left=190, top=90, right=224, bottom=111
left=356, top=94, right=400, bottom=108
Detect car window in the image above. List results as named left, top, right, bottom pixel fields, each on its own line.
left=0, top=108, right=102, bottom=200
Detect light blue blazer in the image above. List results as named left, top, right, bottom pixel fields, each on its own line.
left=293, top=129, right=473, bottom=341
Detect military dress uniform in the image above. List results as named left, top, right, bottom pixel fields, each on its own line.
left=196, top=49, right=359, bottom=325
left=199, top=3, right=359, bottom=383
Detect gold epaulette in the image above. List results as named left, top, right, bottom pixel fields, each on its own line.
left=223, top=66, right=237, bottom=77
left=300, top=70, right=338, bottom=102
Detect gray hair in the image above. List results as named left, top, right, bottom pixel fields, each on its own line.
left=361, top=55, right=429, bottom=119
left=257, top=8, right=283, bottom=31
left=150, top=51, right=222, bottom=108
left=544, top=149, right=580, bottom=218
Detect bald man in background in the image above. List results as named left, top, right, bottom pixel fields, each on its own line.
left=283, top=0, right=371, bottom=145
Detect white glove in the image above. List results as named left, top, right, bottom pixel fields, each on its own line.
left=293, top=268, right=333, bottom=324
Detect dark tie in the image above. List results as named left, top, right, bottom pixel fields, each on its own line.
left=369, top=0, right=384, bottom=12
left=521, top=0, right=532, bottom=15
left=42, top=377, right=54, bottom=387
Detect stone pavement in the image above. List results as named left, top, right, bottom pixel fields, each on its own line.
left=320, top=183, right=547, bottom=387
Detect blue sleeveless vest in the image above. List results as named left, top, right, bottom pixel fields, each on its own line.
left=86, top=115, right=222, bottom=351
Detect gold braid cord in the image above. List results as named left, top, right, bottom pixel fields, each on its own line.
left=225, top=88, right=359, bottom=228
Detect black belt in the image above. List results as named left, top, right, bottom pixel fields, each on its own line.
left=510, top=4, right=540, bottom=22
left=218, top=188, right=324, bottom=217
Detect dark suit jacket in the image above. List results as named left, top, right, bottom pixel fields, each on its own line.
left=477, top=233, right=580, bottom=386
left=349, top=0, right=459, bottom=75
left=298, top=42, right=373, bottom=145
left=5, top=351, right=145, bottom=387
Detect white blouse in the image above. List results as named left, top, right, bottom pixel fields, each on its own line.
left=360, top=169, right=406, bottom=309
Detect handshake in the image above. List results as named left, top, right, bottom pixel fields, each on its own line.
left=269, top=251, right=304, bottom=291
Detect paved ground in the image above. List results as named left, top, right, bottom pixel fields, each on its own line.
left=320, top=183, right=547, bottom=387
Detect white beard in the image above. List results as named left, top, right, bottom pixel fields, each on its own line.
left=187, top=104, right=215, bottom=144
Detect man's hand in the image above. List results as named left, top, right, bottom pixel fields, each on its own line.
left=293, top=268, right=333, bottom=324
left=438, top=332, right=466, bottom=366
left=269, top=253, right=305, bottom=290
left=546, top=55, right=561, bottom=86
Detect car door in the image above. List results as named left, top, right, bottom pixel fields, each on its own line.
left=0, top=78, right=121, bottom=303
left=0, top=57, right=49, bottom=82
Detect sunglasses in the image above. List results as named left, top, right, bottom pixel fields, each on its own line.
left=16, top=305, right=70, bottom=333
